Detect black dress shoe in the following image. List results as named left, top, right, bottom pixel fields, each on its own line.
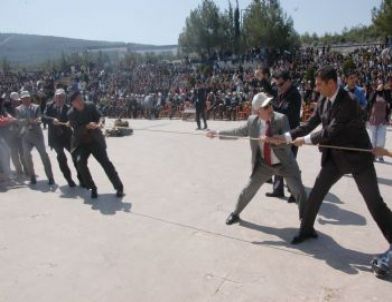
left=266, top=192, right=285, bottom=198
left=287, top=195, right=296, bottom=203
left=266, top=179, right=273, bottom=184
left=291, top=229, right=318, bottom=244
left=30, top=177, right=37, bottom=185
left=226, top=212, right=240, bottom=225
left=67, top=180, right=76, bottom=188
left=91, top=188, right=98, bottom=199
left=48, top=178, right=55, bottom=185
left=116, top=189, right=125, bottom=197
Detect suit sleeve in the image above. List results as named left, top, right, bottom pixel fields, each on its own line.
left=290, top=101, right=322, bottom=140
left=310, top=97, right=358, bottom=145
left=35, top=106, right=42, bottom=119
left=218, top=117, right=251, bottom=139
left=91, top=104, right=102, bottom=122
left=42, top=105, right=55, bottom=124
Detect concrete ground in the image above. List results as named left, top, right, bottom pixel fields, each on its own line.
left=1, top=118, right=392, bottom=302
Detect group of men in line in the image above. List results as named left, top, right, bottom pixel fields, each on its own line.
left=207, top=66, right=392, bottom=278
left=0, top=89, right=124, bottom=199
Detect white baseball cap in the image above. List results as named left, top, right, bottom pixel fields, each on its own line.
left=10, top=92, right=20, bottom=101
left=55, top=88, right=66, bottom=96
left=252, top=92, right=273, bottom=110
left=20, top=91, right=31, bottom=99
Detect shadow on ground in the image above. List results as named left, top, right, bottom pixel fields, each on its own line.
left=58, top=185, right=132, bottom=215
left=239, top=220, right=382, bottom=276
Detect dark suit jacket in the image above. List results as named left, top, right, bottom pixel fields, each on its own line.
left=290, top=88, right=373, bottom=173
left=43, top=102, right=72, bottom=149
left=273, top=84, right=301, bottom=129
left=67, top=102, right=106, bottom=153
left=193, top=88, right=207, bottom=109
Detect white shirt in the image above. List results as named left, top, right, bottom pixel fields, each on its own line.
left=284, top=88, right=339, bottom=145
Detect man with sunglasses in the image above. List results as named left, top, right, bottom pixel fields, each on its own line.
left=266, top=70, right=301, bottom=203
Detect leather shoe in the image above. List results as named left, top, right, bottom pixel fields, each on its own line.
left=48, top=178, right=55, bottom=185
left=91, top=188, right=98, bottom=199
left=287, top=195, right=296, bottom=203
left=291, top=229, right=318, bottom=244
left=266, top=192, right=285, bottom=198
left=226, top=212, right=240, bottom=225
left=67, top=179, right=76, bottom=188
left=116, top=189, right=125, bottom=197
left=30, top=177, right=37, bottom=185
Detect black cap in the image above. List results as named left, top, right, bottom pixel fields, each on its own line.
left=273, top=70, right=291, bottom=81
left=69, top=90, right=81, bottom=103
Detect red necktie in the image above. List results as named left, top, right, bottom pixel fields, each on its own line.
left=264, top=120, right=272, bottom=165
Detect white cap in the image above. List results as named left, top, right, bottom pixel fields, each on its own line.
left=10, top=92, right=20, bottom=101
left=252, top=92, right=273, bottom=110
left=55, top=88, right=66, bottom=96
left=20, top=91, right=31, bottom=99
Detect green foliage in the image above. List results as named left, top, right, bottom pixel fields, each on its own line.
left=179, top=0, right=299, bottom=56
left=372, top=0, right=392, bottom=37
left=300, top=25, right=380, bottom=46
left=178, top=0, right=228, bottom=56
left=1, top=57, right=11, bottom=73
left=242, top=0, right=300, bottom=51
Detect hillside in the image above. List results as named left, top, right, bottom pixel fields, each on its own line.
left=0, top=33, right=177, bottom=65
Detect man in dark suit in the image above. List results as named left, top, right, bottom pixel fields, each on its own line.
left=273, top=66, right=392, bottom=255
left=254, top=67, right=276, bottom=97
left=43, top=89, right=80, bottom=187
left=193, top=82, right=208, bottom=130
left=207, top=92, right=307, bottom=225
left=67, top=91, right=124, bottom=199
left=266, top=70, right=302, bottom=203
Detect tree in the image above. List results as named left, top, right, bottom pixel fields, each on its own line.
left=233, top=0, right=241, bottom=53
left=1, top=57, right=11, bottom=73
left=242, top=0, right=299, bottom=51
left=372, top=0, right=392, bottom=38
left=178, top=0, right=228, bottom=57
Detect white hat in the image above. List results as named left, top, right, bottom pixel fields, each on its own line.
left=252, top=92, right=273, bottom=110
left=55, top=88, right=66, bottom=96
left=10, top=92, right=20, bottom=101
left=20, top=91, right=31, bottom=99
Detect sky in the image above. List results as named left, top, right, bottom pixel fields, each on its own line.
left=0, top=0, right=383, bottom=45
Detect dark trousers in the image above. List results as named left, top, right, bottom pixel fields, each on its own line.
left=272, top=146, right=298, bottom=195
left=300, top=160, right=392, bottom=244
left=54, top=143, right=82, bottom=184
left=196, top=106, right=207, bottom=129
left=74, top=142, right=123, bottom=191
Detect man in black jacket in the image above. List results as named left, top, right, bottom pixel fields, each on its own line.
left=67, top=91, right=124, bottom=199
left=266, top=70, right=301, bottom=203
left=43, top=89, right=79, bottom=187
left=193, top=82, right=208, bottom=130
left=273, top=66, right=392, bottom=257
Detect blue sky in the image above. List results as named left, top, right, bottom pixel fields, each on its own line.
left=0, top=0, right=383, bottom=45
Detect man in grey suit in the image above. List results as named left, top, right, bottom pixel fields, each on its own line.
left=16, top=91, right=54, bottom=185
left=207, top=92, right=307, bottom=225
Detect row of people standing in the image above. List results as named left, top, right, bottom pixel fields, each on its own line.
left=0, top=89, right=124, bottom=199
